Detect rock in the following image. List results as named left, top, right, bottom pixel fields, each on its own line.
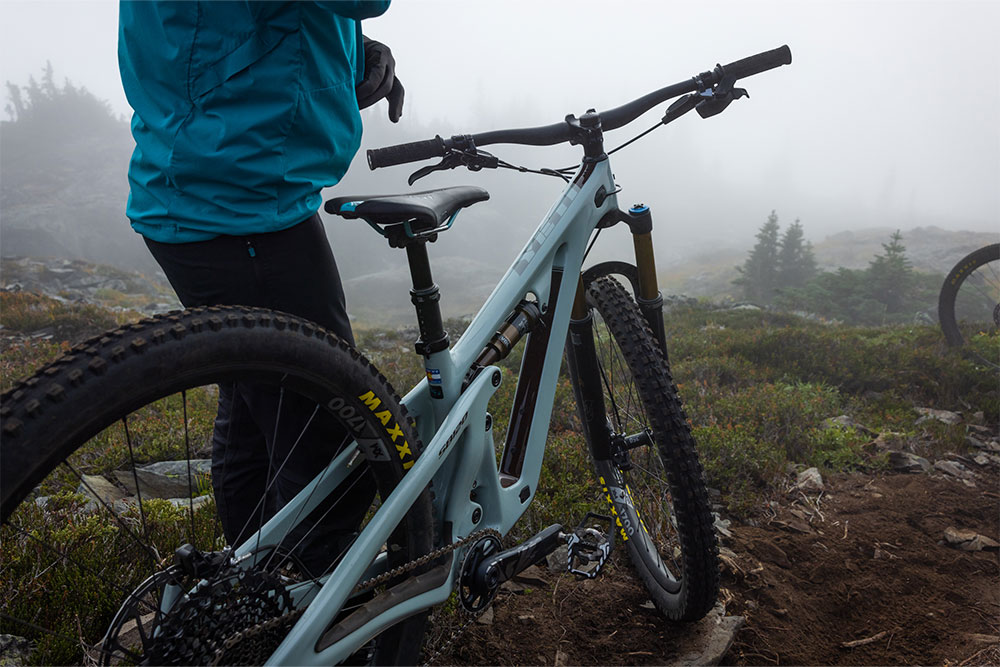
left=114, top=459, right=211, bottom=499
left=76, top=474, right=127, bottom=510
left=872, top=432, right=907, bottom=451
left=475, top=605, right=494, bottom=625
left=0, top=634, right=33, bottom=666
left=914, top=407, right=962, bottom=425
left=887, top=450, right=932, bottom=473
left=713, top=514, right=733, bottom=539
left=967, top=424, right=997, bottom=438
left=547, top=545, right=569, bottom=574
left=554, top=649, right=570, bottom=666
left=943, top=527, right=1000, bottom=551
left=675, top=610, right=745, bottom=666
left=166, top=495, right=213, bottom=510
left=795, top=467, right=824, bottom=492
left=933, top=460, right=975, bottom=480
left=511, top=565, right=548, bottom=589
left=973, top=454, right=993, bottom=466
left=967, top=436, right=1000, bottom=453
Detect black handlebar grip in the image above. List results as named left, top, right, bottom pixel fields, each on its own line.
left=722, top=45, right=792, bottom=80
left=367, top=137, right=447, bottom=170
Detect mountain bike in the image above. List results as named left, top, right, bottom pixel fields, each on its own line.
left=938, top=243, right=999, bottom=369
left=0, top=45, right=792, bottom=665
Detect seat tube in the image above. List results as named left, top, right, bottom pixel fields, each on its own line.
left=626, top=204, right=668, bottom=359
left=565, top=276, right=612, bottom=460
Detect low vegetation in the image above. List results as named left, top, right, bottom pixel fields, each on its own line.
left=1, top=291, right=996, bottom=663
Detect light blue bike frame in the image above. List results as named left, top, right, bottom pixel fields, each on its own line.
left=253, top=157, right=620, bottom=664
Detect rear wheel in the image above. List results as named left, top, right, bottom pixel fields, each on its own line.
left=577, top=276, right=719, bottom=621
left=0, top=306, right=433, bottom=665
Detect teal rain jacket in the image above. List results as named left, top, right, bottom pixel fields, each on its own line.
left=119, top=1, right=390, bottom=243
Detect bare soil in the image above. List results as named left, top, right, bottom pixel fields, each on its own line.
left=428, top=466, right=999, bottom=666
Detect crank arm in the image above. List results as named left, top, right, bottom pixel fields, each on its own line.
left=472, top=524, right=564, bottom=590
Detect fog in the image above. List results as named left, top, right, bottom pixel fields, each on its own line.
left=2, top=0, right=997, bottom=273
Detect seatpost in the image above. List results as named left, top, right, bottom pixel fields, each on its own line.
left=405, top=240, right=449, bottom=358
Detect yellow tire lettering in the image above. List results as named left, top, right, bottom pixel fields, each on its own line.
left=395, top=440, right=412, bottom=459
left=386, top=422, right=404, bottom=443
left=358, top=391, right=381, bottom=411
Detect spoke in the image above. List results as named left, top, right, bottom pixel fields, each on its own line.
left=60, top=461, right=160, bottom=572
left=182, top=390, right=197, bottom=548
left=262, top=429, right=352, bottom=574
left=0, top=611, right=99, bottom=654
left=121, top=417, right=157, bottom=573
left=961, top=272, right=1000, bottom=322
left=268, top=467, right=369, bottom=580
left=7, top=523, right=161, bottom=617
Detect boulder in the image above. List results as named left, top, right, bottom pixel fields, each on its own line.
left=76, top=474, right=127, bottom=511
left=887, top=451, right=932, bottom=473
left=914, top=407, right=962, bottom=425
left=795, top=467, right=824, bottom=492
left=933, top=460, right=975, bottom=480
left=114, top=459, right=211, bottom=499
left=944, top=527, right=1000, bottom=551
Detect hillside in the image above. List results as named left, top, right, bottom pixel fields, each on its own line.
left=659, top=226, right=997, bottom=302
left=0, top=261, right=997, bottom=666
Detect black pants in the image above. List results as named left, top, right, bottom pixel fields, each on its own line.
left=146, top=214, right=375, bottom=575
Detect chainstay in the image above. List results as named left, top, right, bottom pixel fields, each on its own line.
left=352, top=528, right=503, bottom=593
left=214, top=529, right=503, bottom=664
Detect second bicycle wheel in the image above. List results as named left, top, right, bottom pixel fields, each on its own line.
left=0, top=306, right=434, bottom=665
left=578, top=275, right=718, bottom=621
left=938, top=243, right=1000, bottom=368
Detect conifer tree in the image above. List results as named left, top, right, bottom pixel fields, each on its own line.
left=734, top=210, right=781, bottom=304
left=867, top=229, right=913, bottom=314
left=777, top=218, right=818, bottom=289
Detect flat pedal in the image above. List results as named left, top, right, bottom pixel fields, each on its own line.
left=567, top=512, right=614, bottom=579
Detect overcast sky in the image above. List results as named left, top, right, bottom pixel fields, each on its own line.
left=1, top=0, right=997, bottom=252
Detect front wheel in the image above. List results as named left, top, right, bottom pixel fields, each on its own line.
left=938, top=243, right=1000, bottom=368
left=0, top=306, right=434, bottom=665
left=572, top=276, right=719, bottom=621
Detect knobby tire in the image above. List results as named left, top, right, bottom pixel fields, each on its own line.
left=0, top=306, right=434, bottom=665
left=578, top=276, right=719, bottom=621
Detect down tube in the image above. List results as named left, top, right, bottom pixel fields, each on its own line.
left=457, top=160, right=619, bottom=534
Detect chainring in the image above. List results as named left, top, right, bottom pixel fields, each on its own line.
left=457, top=534, right=503, bottom=614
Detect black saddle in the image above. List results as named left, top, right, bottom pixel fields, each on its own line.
left=325, top=186, right=489, bottom=235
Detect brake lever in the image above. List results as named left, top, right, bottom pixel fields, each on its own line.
left=696, top=70, right=749, bottom=119
left=408, top=152, right=464, bottom=186
left=408, top=149, right=500, bottom=185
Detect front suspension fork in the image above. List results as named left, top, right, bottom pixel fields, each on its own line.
left=565, top=204, right=667, bottom=463
left=626, top=205, right=668, bottom=361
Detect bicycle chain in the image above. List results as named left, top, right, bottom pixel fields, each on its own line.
left=212, top=528, right=503, bottom=664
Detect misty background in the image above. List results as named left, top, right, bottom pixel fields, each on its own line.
left=1, top=1, right=997, bottom=323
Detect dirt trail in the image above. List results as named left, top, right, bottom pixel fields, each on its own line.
left=430, top=466, right=999, bottom=666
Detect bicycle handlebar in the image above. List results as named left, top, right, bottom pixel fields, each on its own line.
left=367, top=45, right=792, bottom=170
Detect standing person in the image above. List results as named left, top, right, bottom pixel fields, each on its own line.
left=118, top=0, right=404, bottom=575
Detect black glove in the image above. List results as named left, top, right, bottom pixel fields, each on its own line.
left=356, top=36, right=404, bottom=123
